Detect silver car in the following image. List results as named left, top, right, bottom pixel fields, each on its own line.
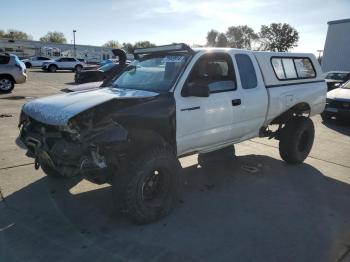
left=0, top=53, right=27, bottom=93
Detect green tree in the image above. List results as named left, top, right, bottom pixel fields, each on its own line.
left=40, top=31, right=67, bottom=43
left=206, top=29, right=219, bottom=47
left=103, top=40, right=121, bottom=48
left=226, top=25, right=258, bottom=49
left=4, top=29, right=32, bottom=40
left=133, top=41, right=156, bottom=49
left=122, top=42, right=134, bottom=53
left=215, top=33, right=228, bottom=47
left=258, top=23, right=299, bottom=52
left=0, top=29, right=5, bottom=38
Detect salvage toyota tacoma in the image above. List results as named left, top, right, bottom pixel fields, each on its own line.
left=18, top=44, right=327, bottom=224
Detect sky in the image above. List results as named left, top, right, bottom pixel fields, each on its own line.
left=1, top=0, right=349, bottom=54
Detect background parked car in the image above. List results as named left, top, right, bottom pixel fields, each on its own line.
left=21, top=56, right=53, bottom=68
left=42, top=57, right=86, bottom=73
left=322, top=80, right=350, bottom=121
left=325, top=71, right=350, bottom=91
left=0, top=53, right=27, bottom=93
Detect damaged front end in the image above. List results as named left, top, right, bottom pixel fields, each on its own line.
left=18, top=110, right=128, bottom=183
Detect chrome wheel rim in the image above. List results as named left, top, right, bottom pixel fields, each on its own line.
left=0, top=79, right=12, bottom=91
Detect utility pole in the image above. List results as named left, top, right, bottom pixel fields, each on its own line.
left=73, top=30, right=76, bottom=57
left=317, top=49, right=323, bottom=63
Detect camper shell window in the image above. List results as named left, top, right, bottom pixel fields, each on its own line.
left=271, top=57, right=316, bottom=81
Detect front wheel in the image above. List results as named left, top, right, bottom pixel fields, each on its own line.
left=25, top=62, right=32, bottom=68
left=40, top=157, right=64, bottom=178
left=112, top=146, right=181, bottom=224
left=48, top=65, right=57, bottom=72
left=279, top=116, right=315, bottom=164
left=321, top=111, right=332, bottom=122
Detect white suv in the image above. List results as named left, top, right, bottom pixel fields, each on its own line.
left=42, top=57, right=86, bottom=72
left=22, top=56, right=52, bottom=68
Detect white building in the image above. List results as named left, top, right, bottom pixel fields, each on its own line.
left=0, top=38, right=115, bottom=63
left=322, top=18, right=350, bottom=72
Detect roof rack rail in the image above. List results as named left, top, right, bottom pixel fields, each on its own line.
left=134, top=43, right=193, bottom=55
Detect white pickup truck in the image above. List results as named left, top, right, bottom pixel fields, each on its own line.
left=18, top=44, right=326, bottom=224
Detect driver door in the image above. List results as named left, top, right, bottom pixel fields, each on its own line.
left=175, top=52, right=241, bottom=155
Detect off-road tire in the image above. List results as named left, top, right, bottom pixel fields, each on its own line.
left=112, top=146, right=181, bottom=224
left=279, top=116, right=314, bottom=164
left=198, top=145, right=236, bottom=166
left=48, top=65, right=57, bottom=73
left=25, top=62, right=32, bottom=68
left=0, top=77, right=15, bottom=93
left=40, top=161, right=63, bottom=178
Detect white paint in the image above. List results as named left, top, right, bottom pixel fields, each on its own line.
left=175, top=48, right=326, bottom=156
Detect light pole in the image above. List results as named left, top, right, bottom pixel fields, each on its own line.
left=73, top=30, right=76, bottom=57
left=316, top=50, right=323, bottom=64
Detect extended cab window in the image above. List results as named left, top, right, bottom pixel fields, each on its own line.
left=235, top=54, right=257, bottom=89
left=188, top=53, right=236, bottom=93
left=271, top=57, right=316, bottom=80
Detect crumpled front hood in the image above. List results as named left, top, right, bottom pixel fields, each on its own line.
left=22, top=87, right=159, bottom=126
left=327, top=88, right=350, bottom=101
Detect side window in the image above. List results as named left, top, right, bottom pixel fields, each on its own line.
left=294, top=58, right=316, bottom=78
left=271, top=58, right=285, bottom=79
left=271, top=57, right=316, bottom=80
left=282, top=58, right=297, bottom=79
left=0, top=55, right=10, bottom=64
left=187, top=53, right=236, bottom=93
left=235, top=54, right=257, bottom=89
left=56, top=58, right=64, bottom=62
left=68, top=58, right=76, bottom=62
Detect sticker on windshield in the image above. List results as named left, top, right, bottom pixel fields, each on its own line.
left=161, top=56, right=185, bottom=63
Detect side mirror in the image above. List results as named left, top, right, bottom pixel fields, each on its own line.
left=182, top=82, right=210, bottom=97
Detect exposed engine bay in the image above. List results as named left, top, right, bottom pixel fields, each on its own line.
left=19, top=108, right=129, bottom=182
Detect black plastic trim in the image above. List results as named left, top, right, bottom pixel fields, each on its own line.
left=210, top=88, right=236, bottom=94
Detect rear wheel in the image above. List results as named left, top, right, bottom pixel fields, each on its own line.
left=0, top=77, right=15, bottom=93
left=25, top=62, right=32, bottom=68
left=48, top=65, right=57, bottom=72
left=279, top=116, right=314, bottom=164
left=112, top=146, right=181, bottom=224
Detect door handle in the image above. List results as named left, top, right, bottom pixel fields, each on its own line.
left=232, top=99, right=241, bottom=106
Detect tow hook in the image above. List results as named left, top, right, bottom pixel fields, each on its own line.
left=34, top=157, right=40, bottom=170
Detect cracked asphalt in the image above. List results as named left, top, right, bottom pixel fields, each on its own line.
left=1, top=69, right=350, bottom=262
